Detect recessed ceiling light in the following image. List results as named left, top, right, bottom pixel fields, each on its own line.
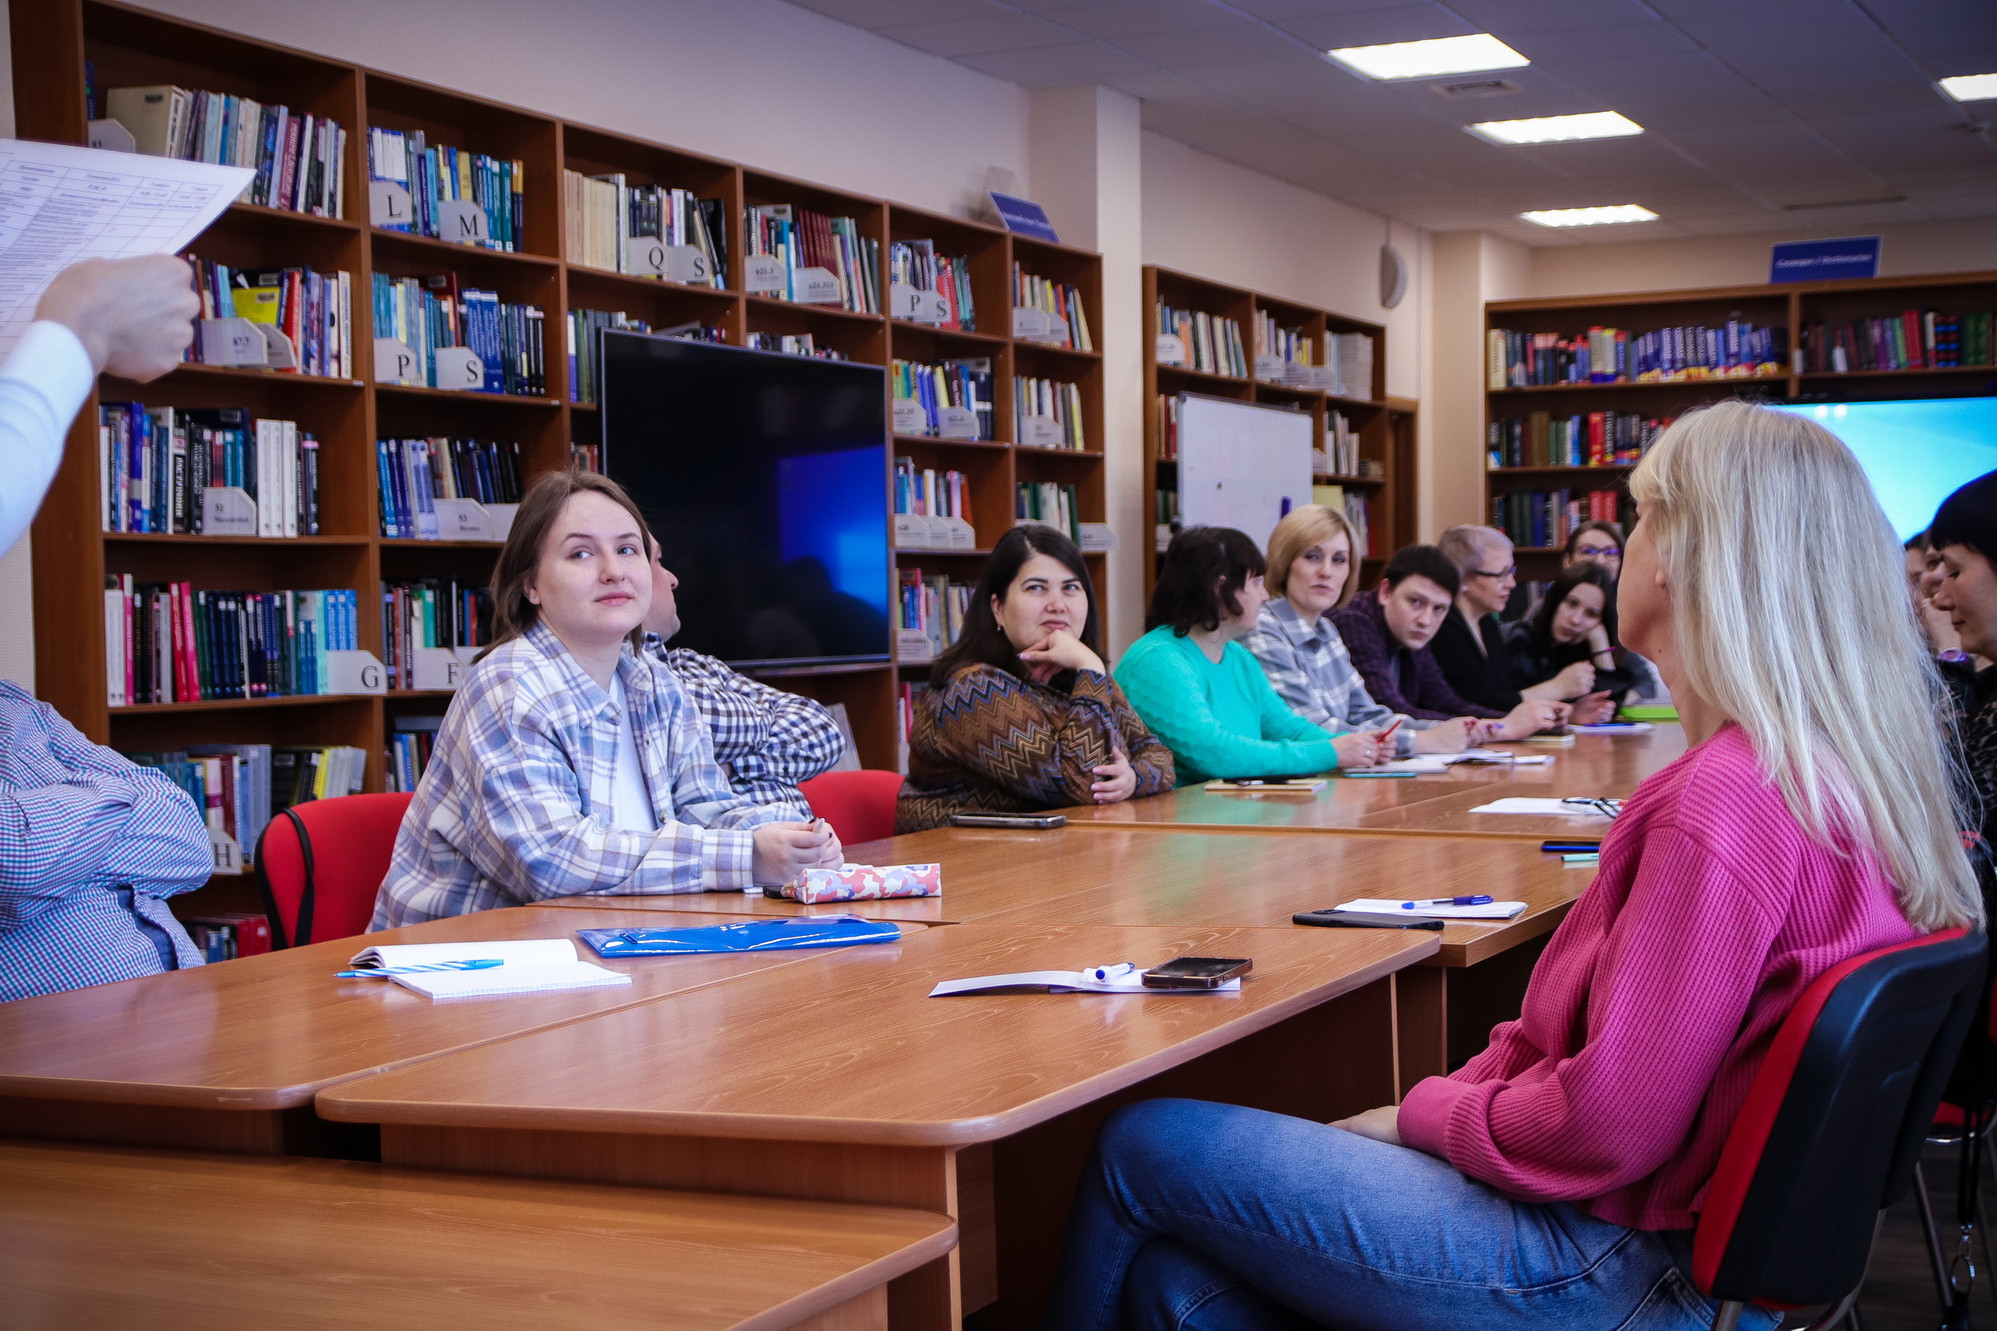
left=1519, top=205, right=1659, bottom=228
left=1325, top=34, right=1529, bottom=82
left=1469, top=111, right=1644, bottom=144
left=1940, top=73, right=1997, bottom=101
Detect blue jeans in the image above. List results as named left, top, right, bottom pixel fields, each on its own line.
left=1038, top=1099, right=1782, bottom=1331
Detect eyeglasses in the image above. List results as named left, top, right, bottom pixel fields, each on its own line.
left=1561, top=797, right=1624, bottom=820
left=1574, top=545, right=1621, bottom=560
left=1468, top=566, right=1516, bottom=580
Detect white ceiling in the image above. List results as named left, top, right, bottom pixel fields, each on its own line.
left=785, top=0, right=1997, bottom=245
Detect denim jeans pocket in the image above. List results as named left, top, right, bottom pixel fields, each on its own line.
left=1611, top=1265, right=1782, bottom=1331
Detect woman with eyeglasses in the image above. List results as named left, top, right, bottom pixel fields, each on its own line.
left=1432, top=525, right=1611, bottom=721
left=1566, top=520, right=1624, bottom=579
left=1037, top=400, right=1979, bottom=1331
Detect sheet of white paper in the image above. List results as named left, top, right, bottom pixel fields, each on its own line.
left=0, top=139, right=254, bottom=361
left=1374, top=749, right=1551, bottom=774
left=1335, top=897, right=1526, bottom=920
left=930, top=962, right=1241, bottom=997
left=1468, top=797, right=1611, bottom=816
left=1572, top=722, right=1655, bottom=734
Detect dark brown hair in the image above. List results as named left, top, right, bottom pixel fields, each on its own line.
left=1528, top=559, right=1620, bottom=653
left=930, top=524, right=1101, bottom=681
left=482, top=469, right=655, bottom=659
left=1147, top=526, right=1265, bottom=637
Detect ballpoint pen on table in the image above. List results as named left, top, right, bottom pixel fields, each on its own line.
left=1402, top=895, right=1493, bottom=909
left=335, top=959, right=505, bottom=978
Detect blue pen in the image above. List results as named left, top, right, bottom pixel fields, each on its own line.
left=336, top=958, right=505, bottom=978
left=1402, top=895, right=1493, bottom=909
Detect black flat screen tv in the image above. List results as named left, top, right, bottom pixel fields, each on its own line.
left=599, top=331, right=890, bottom=667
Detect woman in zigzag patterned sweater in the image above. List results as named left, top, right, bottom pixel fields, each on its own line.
left=896, top=526, right=1173, bottom=833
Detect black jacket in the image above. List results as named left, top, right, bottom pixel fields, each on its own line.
left=1430, top=608, right=1522, bottom=714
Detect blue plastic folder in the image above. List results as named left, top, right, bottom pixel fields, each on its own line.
left=576, top=916, right=902, bottom=957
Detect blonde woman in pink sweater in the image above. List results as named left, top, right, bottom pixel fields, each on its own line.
left=1038, top=400, right=1982, bottom=1331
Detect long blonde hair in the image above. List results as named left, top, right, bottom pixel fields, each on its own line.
left=1629, top=401, right=1979, bottom=930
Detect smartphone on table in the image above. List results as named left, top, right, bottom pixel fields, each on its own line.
left=1141, top=956, right=1253, bottom=988
left=949, top=811, right=1067, bottom=829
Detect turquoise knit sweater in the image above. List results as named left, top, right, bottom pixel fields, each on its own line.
left=1114, top=627, right=1339, bottom=784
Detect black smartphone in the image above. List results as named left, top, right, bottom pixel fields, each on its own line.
left=1228, top=777, right=1303, bottom=786
left=1540, top=840, right=1603, bottom=853
left=1293, top=910, right=1444, bottom=931
left=1140, top=956, right=1253, bottom=988
left=949, top=812, right=1067, bottom=829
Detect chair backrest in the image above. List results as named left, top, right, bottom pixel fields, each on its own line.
left=798, top=770, right=905, bottom=846
left=253, top=793, right=414, bottom=949
left=1693, top=926, right=1987, bottom=1308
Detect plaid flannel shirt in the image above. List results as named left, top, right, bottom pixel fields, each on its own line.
left=1240, top=599, right=1422, bottom=758
left=373, top=622, right=793, bottom=928
left=0, top=682, right=210, bottom=1001
left=1327, top=595, right=1504, bottom=722
left=647, top=639, right=844, bottom=817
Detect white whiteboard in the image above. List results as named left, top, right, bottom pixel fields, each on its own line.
left=1176, top=394, right=1315, bottom=550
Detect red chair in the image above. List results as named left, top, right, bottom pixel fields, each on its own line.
left=1691, top=926, right=1986, bottom=1329
left=798, top=770, right=905, bottom=846
left=253, top=792, right=414, bottom=949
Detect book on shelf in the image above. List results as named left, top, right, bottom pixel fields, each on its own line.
left=1015, top=481, right=1080, bottom=542
left=1487, top=411, right=1672, bottom=469
left=387, top=714, right=445, bottom=793
left=571, top=443, right=602, bottom=472
left=371, top=273, right=545, bottom=395
left=103, top=582, right=361, bottom=705
left=1252, top=312, right=1314, bottom=384
left=187, top=258, right=352, bottom=377
left=893, top=459, right=970, bottom=521
left=1310, top=485, right=1372, bottom=557
left=1155, top=302, right=1247, bottom=377
left=745, top=332, right=846, bottom=360
left=560, top=170, right=726, bottom=287
left=1487, top=322, right=1785, bottom=387
left=896, top=679, right=931, bottom=772
left=128, top=742, right=272, bottom=869
left=1490, top=488, right=1629, bottom=551
left=377, top=438, right=523, bottom=538
left=367, top=127, right=523, bottom=251
left=1155, top=394, right=1179, bottom=461
left=888, top=239, right=975, bottom=330
left=744, top=204, right=880, bottom=314
left=1323, top=410, right=1359, bottom=475
left=103, top=85, right=345, bottom=217
left=892, top=358, right=993, bottom=439
left=1154, top=487, right=1180, bottom=528
left=1797, top=308, right=1994, bottom=373
left=1332, top=333, right=1374, bottom=399
left=100, top=403, right=318, bottom=537
left=895, top=568, right=971, bottom=662
left=1013, top=376, right=1086, bottom=449
left=1012, top=264, right=1092, bottom=350
left=381, top=578, right=493, bottom=689
left=566, top=311, right=725, bottom=403
left=186, top=913, right=272, bottom=961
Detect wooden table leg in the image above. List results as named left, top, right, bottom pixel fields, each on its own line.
left=1395, top=967, right=1448, bottom=1099
left=1446, top=934, right=1548, bottom=1069
left=378, top=1126, right=962, bottom=1331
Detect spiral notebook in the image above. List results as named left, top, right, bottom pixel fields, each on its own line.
left=344, top=938, right=631, bottom=1000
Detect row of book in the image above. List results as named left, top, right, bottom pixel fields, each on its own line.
left=1013, top=265, right=1093, bottom=351
left=186, top=914, right=273, bottom=961
left=893, top=459, right=970, bottom=520
left=746, top=332, right=845, bottom=359
left=387, top=717, right=444, bottom=793
left=1329, top=333, right=1375, bottom=400
left=187, top=259, right=353, bottom=378
left=1157, top=303, right=1248, bottom=377
left=1016, top=482, right=1081, bottom=543
left=100, top=403, right=319, bottom=537
left=571, top=443, right=602, bottom=472
left=1490, top=488, right=1629, bottom=551
left=377, top=438, right=527, bottom=539
left=104, top=583, right=363, bottom=706
left=1323, top=411, right=1360, bottom=476
left=566, top=311, right=729, bottom=403
left=889, top=240, right=976, bottom=331
left=896, top=569, right=971, bottom=663
left=893, top=358, right=994, bottom=439
left=896, top=680, right=932, bottom=770
left=1310, top=484, right=1374, bottom=558
left=129, top=743, right=366, bottom=855
left=1796, top=311, right=1995, bottom=373
left=1488, top=323, right=1787, bottom=387
left=368, top=128, right=525, bottom=251
left=105, top=84, right=345, bottom=217
left=1014, top=377, right=1087, bottom=450
left=744, top=204, right=880, bottom=314
left=561, top=170, right=726, bottom=287
left=382, top=578, right=493, bottom=689
left=371, top=273, right=546, bottom=396
left=1154, top=487, right=1181, bottom=528
left=1487, top=411, right=1674, bottom=470
left=1254, top=313, right=1312, bottom=376
left=1156, top=394, right=1181, bottom=461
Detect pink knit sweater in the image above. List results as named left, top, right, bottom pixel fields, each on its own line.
left=1397, top=723, right=1920, bottom=1230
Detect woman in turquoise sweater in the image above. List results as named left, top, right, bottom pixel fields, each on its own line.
left=1116, top=526, right=1345, bottom=783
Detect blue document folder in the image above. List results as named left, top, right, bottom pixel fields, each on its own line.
left=576, top=915, right=902, bottom=957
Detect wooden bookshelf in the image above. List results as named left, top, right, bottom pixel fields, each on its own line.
left=1485, top=272, right=1997, bottom=573
left=1140, top=266, right=1400, bottom=605
left=13, top=0, right=1107, bottom=900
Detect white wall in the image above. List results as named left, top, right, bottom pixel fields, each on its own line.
left=137, top=0, right=1030, bottom=222
left=0, top=0, right=27, bottom=689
